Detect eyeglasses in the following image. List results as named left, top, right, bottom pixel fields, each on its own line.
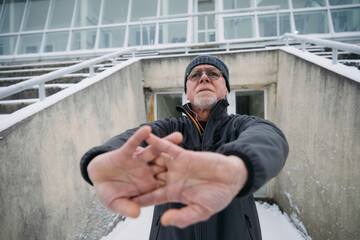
left=188, top=67, right=222, bottom=82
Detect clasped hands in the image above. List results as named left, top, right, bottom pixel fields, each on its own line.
left=88, top=126, right=248, bottom=228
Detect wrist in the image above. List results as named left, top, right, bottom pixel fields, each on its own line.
left=226, top=155, right=249, bottom=196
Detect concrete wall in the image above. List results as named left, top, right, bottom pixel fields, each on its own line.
left=0, top=62, right=147, bottom=240
left=274, top=50, right=360, bottom=240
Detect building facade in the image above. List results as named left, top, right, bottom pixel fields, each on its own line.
left=0, top=0, right=359, bottom=60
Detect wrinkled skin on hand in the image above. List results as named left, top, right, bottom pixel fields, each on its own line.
left=87, top=126, right=182, bottom=218
left=134, top=132, right=248, bottom=228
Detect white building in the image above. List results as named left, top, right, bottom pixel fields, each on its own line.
left=0, top=0, right=359, bottom=60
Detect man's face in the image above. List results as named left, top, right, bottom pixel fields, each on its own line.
left=186, top=64, right=228, bottom=111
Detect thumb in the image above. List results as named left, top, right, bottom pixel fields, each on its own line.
left=161, top=205, right=211, bottom=228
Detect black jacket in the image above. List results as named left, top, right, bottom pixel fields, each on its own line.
left=80, top=98, right=289, bottom=240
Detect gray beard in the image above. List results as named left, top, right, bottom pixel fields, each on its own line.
left=194, top=95, right=217, bottom=110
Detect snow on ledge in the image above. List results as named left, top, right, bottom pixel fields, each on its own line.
left=280, top=46, right=360, bottom=84
left=0, top=58, right=140, bottom=134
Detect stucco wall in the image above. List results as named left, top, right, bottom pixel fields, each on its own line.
left=274, top=50, right=360, bottom=240
left=0, top=62, right=147, bottom=240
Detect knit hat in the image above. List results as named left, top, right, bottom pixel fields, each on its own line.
left=184, top=55, right=230, bottom=93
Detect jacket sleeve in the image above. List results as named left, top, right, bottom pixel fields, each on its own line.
left=80, top=117, right=178, bottom=185
left=216, top=115, right=289, bottom=197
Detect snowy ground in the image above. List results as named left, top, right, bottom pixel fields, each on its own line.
left=101, top=201, right=310, bottom=240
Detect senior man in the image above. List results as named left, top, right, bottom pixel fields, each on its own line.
left=80, top=55, right=289, bottom=240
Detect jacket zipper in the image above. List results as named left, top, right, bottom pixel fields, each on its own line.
left=245, top=215, right=254, bottom=240
left=154, top=211, right=164, bottom=240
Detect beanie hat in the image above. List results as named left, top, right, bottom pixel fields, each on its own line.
left=184, top=55, right=230, bottom=93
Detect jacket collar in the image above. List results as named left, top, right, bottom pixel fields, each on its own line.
left=176, top=97, right=229, bottom=122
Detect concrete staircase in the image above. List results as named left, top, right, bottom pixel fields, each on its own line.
left=0, top=58, right=118, bottom=115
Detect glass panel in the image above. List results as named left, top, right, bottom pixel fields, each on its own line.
left=128, top=24, right=156, bottom=46
left=160, top=0, right=187, bottom=16
left=99, top=26, right=126, bottom=48
left=331, top=8, right=360, bottom=32
left=73, top=0, right=101, bottom=27
left=130, top=0, right=157, bottom=21
left=48, top=0, right=75, bottom=29
left=292, top=0, right=325, bottom=8
left=159, top=21, right=187, bottom=44
left=0, top=35, right=18, bottom=55
left=156, top=93, right=182, bottom=120
left=0, top=0, right=26, bottom=33
left=198, top=0, right=215, bottom=30
left=235, top=91, right=264, bottom=118
left=207, top=32, right=216, bottom=42
left=224, top=16, right=254, bottom=39
left=223, top=0, right=251, bottom=9
left=294, top=11, right=329, bottom=34
left=258, top=13, right=290, bottom=37
left=18, top=34, right=42, bottom=54
left=102, top=0, right=129, bottom=24
left=44, top=31, right=69, bottom=52
left=23, top=0, right=50, bottom=31
left=198, top=32, right=205, bottom=42
left=71, top=29, right=97, bottom=50
left=198, top=14, right=215, bottom=30
left=256, top=0, right=288, bottom=9
left=329, top=0, right=360, bottom=5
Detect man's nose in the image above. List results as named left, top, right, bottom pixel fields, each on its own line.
left=199, top=72, right=210, bottom=83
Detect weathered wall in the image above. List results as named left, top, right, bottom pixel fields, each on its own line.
left=274, top=50, right=360, bottom=240
left=0, top=62, right=147, bottom=240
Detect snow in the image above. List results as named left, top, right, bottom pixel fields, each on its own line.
left=101, top=202, right=311, bottom=240
left=280, top=46, right=360, bottom=83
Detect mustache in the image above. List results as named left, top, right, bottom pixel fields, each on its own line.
left=195, top=84, right=215, bottom=93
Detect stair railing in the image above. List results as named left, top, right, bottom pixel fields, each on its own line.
left=283, top=33, right=360, bottom=64
left=0, top=48, right=137, bottom=101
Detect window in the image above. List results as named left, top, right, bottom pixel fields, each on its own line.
left=18, top=34, right=42, bottom=54
left=99, top=27, right=126, bottom=48
left=197, top=0, right=216, bottom=43
left=73, top=0, right=101, bottom=27
left=22, top=0, right=50, bottom=31
left=329, top=0, right=360, bottom=5
left=235, top=90, right=265, bottom=118
left=0, top=0, right=26, bottom=33
left=224, top=16, right=255, bottom=39
left=294, top=11, right=329, bottom=34
left=258, top=13, right=291, bottom=37
left=292, top=0, right=325, bottom=8
left=223, top=0, right=251, bottom=9
left=159, top=21, right=187, bottom=44
left=44, top=31, right=69, bottom=52
left=71, top=29, right=97, bottom=50
left=130, top=0, right=157, bottom=21
left=331, top=8, right=360, bottom=32
left=128, top=24, right=156, bottom=46
left=0, top=35, right=18, bottom=55
left=256, top=0, right=289, bottom=9
left=155, top=93, right=183, bottom=120
left=48, top=0, right=75, bottom=29
left=102, top=0, right=129, bottom=24
left=160, top=0, right=187, bottom=16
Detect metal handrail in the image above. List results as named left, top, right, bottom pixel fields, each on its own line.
left=283, top=33, right=360, bottom=64
left=0, top=48, right=137, bottom=101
